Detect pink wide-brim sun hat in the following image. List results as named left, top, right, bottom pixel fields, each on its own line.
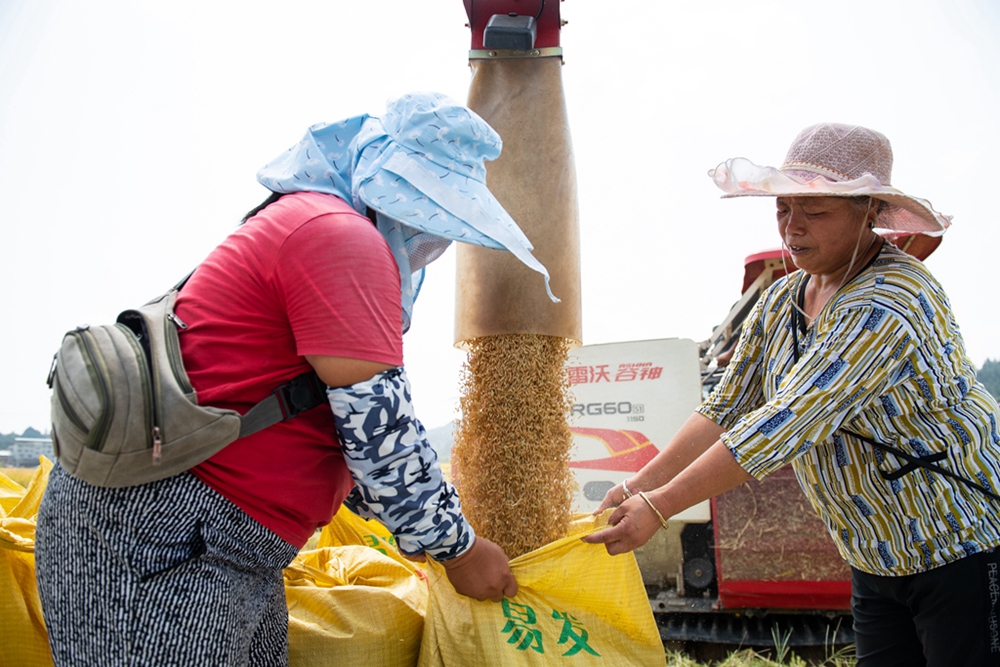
left=708, top=123, right=952, bottom=236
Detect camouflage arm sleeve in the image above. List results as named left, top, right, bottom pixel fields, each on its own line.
left=326, top=367, right=475, bottom=561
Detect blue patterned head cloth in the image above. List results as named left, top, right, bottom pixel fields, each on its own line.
left=257, top=92, right=558, bottom=331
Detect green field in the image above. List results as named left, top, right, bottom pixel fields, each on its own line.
left=665, top=649, right=855, bottom=666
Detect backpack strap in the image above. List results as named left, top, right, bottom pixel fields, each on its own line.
left=173, top=269, right=197, bottom=292
left=238, top=371, right=328, bottom=438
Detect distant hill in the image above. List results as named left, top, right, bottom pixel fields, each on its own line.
left=424, top=422, right=456, bottom=462
left=0, top=427, right=46, bottom=449
left=980, top=359, right=1000, bottom=402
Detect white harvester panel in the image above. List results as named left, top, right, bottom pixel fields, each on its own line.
left=566, top=338, right=709, bottom=521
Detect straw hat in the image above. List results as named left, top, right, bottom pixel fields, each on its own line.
left=708, top=123, right=951, bottom=235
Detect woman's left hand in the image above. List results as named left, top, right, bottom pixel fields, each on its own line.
left=581, top=495, right=664, bottom=555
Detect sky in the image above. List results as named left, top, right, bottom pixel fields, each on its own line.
left=1, top=0, right=998, bottom=434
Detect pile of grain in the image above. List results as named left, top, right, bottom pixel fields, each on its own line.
left=452, top=333, right=575, bottom=558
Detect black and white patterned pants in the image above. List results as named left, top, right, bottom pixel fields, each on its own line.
left=35, top=464, right=299, bottom=667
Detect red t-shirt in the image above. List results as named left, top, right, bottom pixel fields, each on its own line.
left=175, top=191, right=404, bottom=547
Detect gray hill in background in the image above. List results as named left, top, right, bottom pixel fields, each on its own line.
left=424, top=422, right=456, bottom=463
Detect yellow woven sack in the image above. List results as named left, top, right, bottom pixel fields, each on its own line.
left=418, top=513, right=666, bottom=667
left=284, top=506, right=429, bottom=667
left=316, top=504, right=421, bottom=574
left=0, top=458, right=54, bottom=667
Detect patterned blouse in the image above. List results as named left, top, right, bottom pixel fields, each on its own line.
left=699, top=242, right=1000, bottom=576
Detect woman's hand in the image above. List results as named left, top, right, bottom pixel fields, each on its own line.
left=440, top=536, right=518, bottom=602
left=581, top=494, right=664, bottom=555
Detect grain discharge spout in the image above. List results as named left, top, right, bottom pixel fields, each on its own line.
left=452, top=0, right=583, bottom=558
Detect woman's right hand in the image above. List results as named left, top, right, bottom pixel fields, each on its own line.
left=440, top=536, right=518, bottom=602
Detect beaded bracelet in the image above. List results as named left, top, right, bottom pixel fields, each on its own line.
left=638, top=492, right=670, bottom=531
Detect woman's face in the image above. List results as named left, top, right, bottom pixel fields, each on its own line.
left=777, top=196, right=870, bottom=277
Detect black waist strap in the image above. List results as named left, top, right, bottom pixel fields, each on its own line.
left=841, top=428, right=1000, bottom=502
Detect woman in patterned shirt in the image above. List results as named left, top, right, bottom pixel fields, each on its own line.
left=584, top=124, right=1000, bottom=666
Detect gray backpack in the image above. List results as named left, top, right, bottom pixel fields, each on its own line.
left=47, top=284, right=326, bottom=488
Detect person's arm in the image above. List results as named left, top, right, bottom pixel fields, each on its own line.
left=314, top=358, right=517, bottom=602
left=591, top=412, right=726, bottom=512
left=590, top=291, right=774, bottom=514
left=306, top=355, right=396, bottom=388
left=583, top=440, right=750, bottom=555
left=586, top=292, right=914, bottom=556
left=589, top=287, right=776, bottom=515
left=282, top=210, right=516, bottom=602
left=583, top=293, right=769, bottom=552
left=585, top=414, right=740, bottom=555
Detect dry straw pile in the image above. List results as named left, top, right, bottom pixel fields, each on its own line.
left=452, top=333, right=576, bottom=558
